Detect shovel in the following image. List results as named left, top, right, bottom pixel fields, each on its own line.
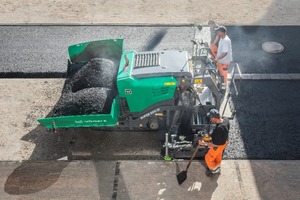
left=176, top=145, right=200, bottom=185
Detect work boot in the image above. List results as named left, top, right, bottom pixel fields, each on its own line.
left=206, top=167, right=221, bottom=177
left=211, top=166, right=221, bottom=174
left=205, top=167, right=214, bottom=177
left=205, top=169, right=213, bottom=177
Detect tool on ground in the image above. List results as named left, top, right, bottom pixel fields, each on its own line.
left=176, top=145, right=200, bottom=185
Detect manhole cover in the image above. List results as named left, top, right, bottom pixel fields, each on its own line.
left=262, top=41, right=284, bottom=53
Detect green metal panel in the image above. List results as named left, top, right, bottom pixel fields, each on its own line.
left=117, top=51, right=177, bottom=112
left=117, top=60, right=176, bottom=112
left=38, top=98, right=120, bottom=129
left=68, top=39, right=124, bottom=63
left=117, top=76, right=177, bottom=112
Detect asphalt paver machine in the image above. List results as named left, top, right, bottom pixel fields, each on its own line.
left=38, top=27, right=240, bottom=159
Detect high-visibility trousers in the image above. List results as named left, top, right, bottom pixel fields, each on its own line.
left=205, top=142, right=228, bottom=171
left=210, top=44, right=218, bottom=59
left=217, top=62, right=230, bottom=85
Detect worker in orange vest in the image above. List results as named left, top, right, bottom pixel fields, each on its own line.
left=199, top=109, right=229, bottom=176
left=213, top=26, right=233, bottom=86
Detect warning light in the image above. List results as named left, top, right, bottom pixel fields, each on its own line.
left=194, top=79, right=203, bottom=84
left=164, top=82, right=176, bottom=86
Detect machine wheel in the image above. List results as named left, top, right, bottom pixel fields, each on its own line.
left=148, top=118, right=159, bottom=130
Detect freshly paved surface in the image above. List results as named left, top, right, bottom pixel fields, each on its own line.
left=1, top=160, right=299, bottom=200
left=0, top=25, right=194, bottom=75
left=227, top=80, right=300, bottom=159
left=1, top=26, right=300, bottom=75
left=229, top=26, right=300, bottom=74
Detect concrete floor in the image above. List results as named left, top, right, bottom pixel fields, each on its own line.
left=0, top=160, right=299, bottom=200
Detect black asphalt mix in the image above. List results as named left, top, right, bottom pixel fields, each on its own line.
left=227, top=80, right=300, bottom=159
left=49, top=58, right=119, bottom=117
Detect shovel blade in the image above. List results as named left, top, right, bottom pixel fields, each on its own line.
left=176, top=171, right=187, bottom=185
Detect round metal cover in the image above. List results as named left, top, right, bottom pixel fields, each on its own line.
left=262, top=41, right=284, bottom=53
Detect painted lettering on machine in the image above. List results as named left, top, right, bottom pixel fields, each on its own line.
left=75, top=120, right=108, bottom=124
left=164, top=82, right=176, bottom=86
left=140, top=108, right=160, bottom=120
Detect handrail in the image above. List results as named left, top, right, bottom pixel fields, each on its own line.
left=231, top=63, right=242, bottom=95
left=221, top=63, right=243, bottom=118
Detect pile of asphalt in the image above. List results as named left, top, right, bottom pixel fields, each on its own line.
left=50, top=58, right=118, bottom=117
left=224, top=80, right=300, bottom=160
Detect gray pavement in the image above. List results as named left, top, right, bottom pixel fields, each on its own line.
left=0, top=160, right=299, bottom=200
left=1, top=26, right=300, bottom=76
left=0, top=25, right=194, bottom=74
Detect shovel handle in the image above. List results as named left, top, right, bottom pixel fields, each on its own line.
left=186, top=145, right=200, bottom=171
